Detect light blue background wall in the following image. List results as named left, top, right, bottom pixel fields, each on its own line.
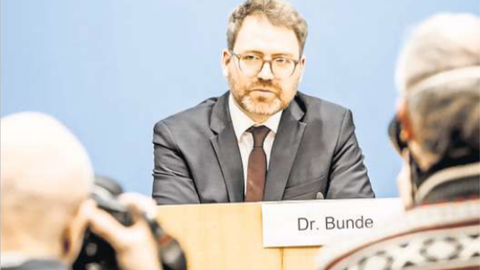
left=2, top=1, right=478, bottom=197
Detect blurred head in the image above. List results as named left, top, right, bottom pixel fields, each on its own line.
left=1, top=112, right=94, bottom=262
left=222, top=0, right=308, bottom=122
left=396, top=13, right=480, bottom=94
left=392, top=13, right=480, bottom=206
left=395, top=13, right=480, bottom=168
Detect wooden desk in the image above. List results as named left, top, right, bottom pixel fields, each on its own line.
left=157, top=203, right=320, bottom=270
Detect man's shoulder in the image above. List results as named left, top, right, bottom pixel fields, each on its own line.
left=296, top=91, right=350, bottom=122
left=316, top=200, right=480, bottom=270
left=153, top=95, right=222, bottom=133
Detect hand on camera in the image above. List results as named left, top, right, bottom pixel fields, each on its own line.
left=87, top=193, right=163, bottom=270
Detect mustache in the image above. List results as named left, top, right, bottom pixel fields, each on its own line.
left=247, top=81, right=280, bottom=92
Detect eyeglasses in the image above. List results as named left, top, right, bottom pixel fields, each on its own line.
left=229, top=50, right=300, bottom=79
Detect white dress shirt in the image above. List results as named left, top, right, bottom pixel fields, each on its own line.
left=228, top=94, right=283, bottom=194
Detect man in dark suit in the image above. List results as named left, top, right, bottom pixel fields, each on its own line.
left=152, top=0, right=374, bottom=205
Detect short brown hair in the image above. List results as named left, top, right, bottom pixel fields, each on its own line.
left=227, top=0, right=308, bottom=55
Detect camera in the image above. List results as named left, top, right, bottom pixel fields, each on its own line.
left=73, top=176, right=187, bottom=270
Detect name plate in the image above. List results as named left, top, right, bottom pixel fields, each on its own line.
left=262, top=198, right=403, bottom=247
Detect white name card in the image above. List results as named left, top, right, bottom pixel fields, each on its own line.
left=262, top=198, right=403, bottom=247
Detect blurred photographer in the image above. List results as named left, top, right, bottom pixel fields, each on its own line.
left=1, top=112, right=163, bottom=270
left=317, top=13, right=479, bottom=270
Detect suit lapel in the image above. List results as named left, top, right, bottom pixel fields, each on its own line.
left=264, top=97, right=306, bottom=201
left=209, top=92, right=245, bottom=202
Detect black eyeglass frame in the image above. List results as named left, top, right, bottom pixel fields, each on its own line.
left=229, top=50, right=301, bottom=79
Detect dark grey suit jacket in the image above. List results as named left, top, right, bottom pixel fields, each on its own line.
left=152, top=91, right=374, bottom=204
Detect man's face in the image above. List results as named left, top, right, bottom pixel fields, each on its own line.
left=222, top=15, right=305, bottom=118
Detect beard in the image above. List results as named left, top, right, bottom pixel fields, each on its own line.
left=240, top=94, right=282, bottom=116
left=228, top=76, right=296, bottom=116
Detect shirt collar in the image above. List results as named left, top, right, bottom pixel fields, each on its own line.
left=229, top=94, right=283, bottom=140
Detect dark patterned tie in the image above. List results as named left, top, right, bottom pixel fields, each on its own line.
left=245, top=125, right=270, bottom=202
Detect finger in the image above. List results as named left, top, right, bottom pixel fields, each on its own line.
left=118, top=193, right=157, bottom=219
left=87, top=207, right=128, bottom=249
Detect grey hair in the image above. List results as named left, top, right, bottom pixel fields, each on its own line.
left=227, top=0, right=308, bottom=55
left=396, top=13, right=480, bottom=93
left=407, top=79, right=480, bottom=159
left=396, top=13, right=480, bottom=159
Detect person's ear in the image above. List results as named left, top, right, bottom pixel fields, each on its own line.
left=298, top=55, right=306, bottom=83
left=397, top=98, right=438, bottom=170
left=221, top=49, right=231, bottom=78
left=397, top=99, right=415, bottom=142
left=60, top=200, right=95, bottom=263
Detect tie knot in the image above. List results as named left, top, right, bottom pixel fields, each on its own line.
left=248, top=125, right=270, bottom=148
